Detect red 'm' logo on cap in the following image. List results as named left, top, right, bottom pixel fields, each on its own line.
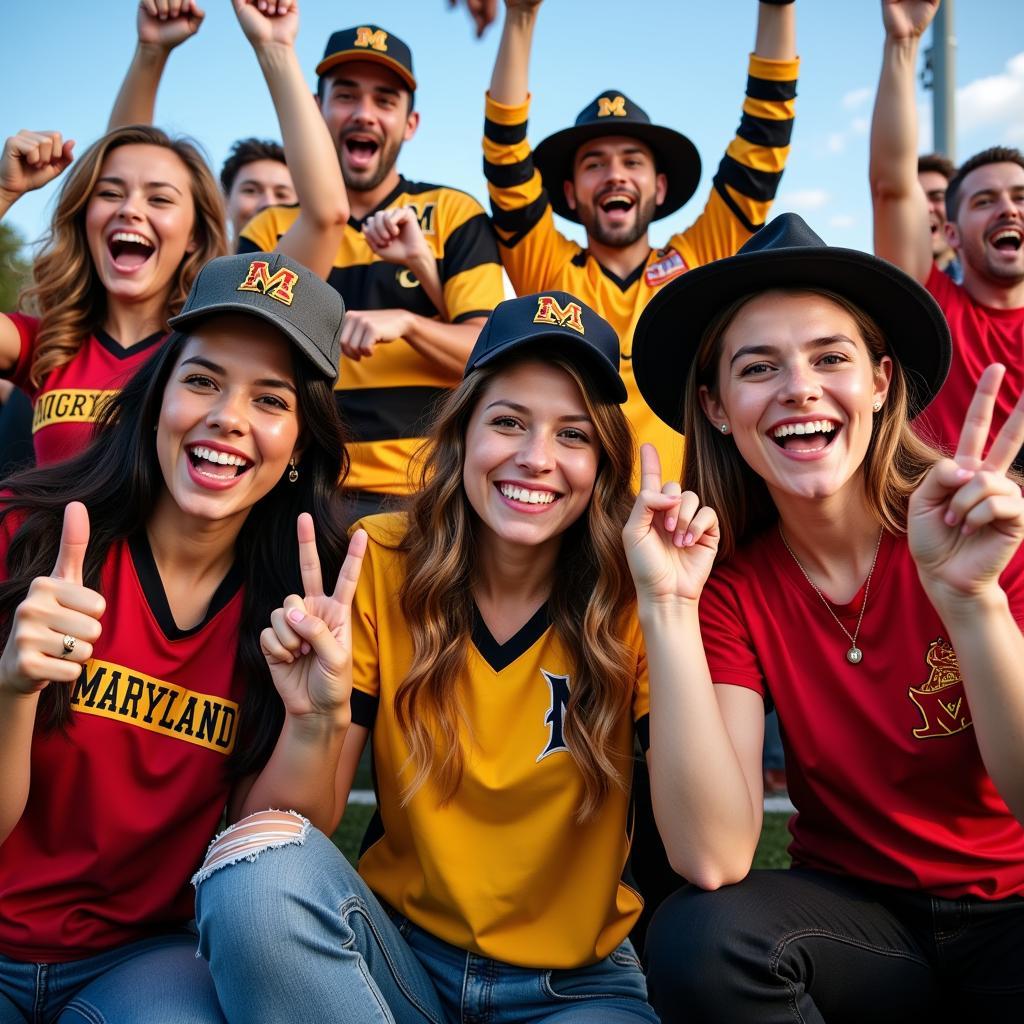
left=237, top=261, right=298, bottom=306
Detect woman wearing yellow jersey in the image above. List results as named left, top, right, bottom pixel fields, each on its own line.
left=192, top=291, right=659, bottom=1023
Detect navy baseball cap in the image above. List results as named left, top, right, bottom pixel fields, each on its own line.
left=168, top=253, right=344, bottom=382
left=466, top=292, right=626, bottom=403
left=316, top=25, right=416, bottom=91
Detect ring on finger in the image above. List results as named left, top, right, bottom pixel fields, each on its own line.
left=60, top=634, right=77, bottom=658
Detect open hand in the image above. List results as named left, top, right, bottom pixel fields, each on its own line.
left=623, top=444, right=719, bottom=607
left=909, top=364, right=1024, bottom=603
left=260, top=515, right=367, bottom=721
left=0, top=503, right=104, bottom=696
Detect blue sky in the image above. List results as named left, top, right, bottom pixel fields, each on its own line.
left=5, top=1, right=1022, bottom=258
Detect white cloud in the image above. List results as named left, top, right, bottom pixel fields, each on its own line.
left=956, top=51, right=1024, bottom=147
left=776, top=189, right=831, bottom=212
left=828, top=214, right=856, bottom=229
left=827, top=133, right=846, bottom=154
left=842, top=87, right=872, bottom=111
left=850, top=117, right=869, bottom=136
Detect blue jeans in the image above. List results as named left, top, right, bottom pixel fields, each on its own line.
left=194, top=821, right=659, bottom=1024
left=0, top=930, right=224, bottom=1024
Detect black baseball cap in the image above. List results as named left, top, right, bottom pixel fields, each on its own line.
left=316, top=25, right=416, bottom=92
left=631, top=213, right=952, bottom=431
left=168, top=253, right=344, bottom=382
left=533, top=91, right=701, bottom=223
left=466, top=292, right=626, bottom=403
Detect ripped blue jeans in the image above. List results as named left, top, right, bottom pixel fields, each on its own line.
left=192, top=811, right=659, bottom=1024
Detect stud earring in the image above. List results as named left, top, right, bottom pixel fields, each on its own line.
left=872, top=400, right=882, bottom=413
left=288, top=459, right=299, bottom=483
left=720, top=423, right=730, bottom=434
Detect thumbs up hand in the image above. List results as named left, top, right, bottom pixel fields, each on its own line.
left=0, top=503, right=106, bottom=696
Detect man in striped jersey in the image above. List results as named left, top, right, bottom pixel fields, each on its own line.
left=484, top=0, right=798, bottom=482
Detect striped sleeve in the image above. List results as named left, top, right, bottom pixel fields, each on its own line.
left=437, top=190, right=504, bottom=323
left=483, top=92, right=579, bottom=294
left=670, top=55, right=798, bottom=268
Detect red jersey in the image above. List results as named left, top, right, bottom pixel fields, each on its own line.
left=0, top=526, right=245, bottom=962
left=7, top=313, right=165, bottom=466
left=913, top=266, right=1024, bottom=458
left=699, top=528, right=1024, bottom=900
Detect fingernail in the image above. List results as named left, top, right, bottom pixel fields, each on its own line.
left=944, top=510, right=957, bottom=526
left=300, top=642, right=310, bottom=655
left=287, top=609, right=305, bottom=624
left=666, top=518, right=676, bottom=532
left=961, top=524, right=973, bottom=536
left=674, top=534, right=685, bottom=548
left=955, top=468, right=974, bottom=481
left=684, top=532, right=695, bottom=547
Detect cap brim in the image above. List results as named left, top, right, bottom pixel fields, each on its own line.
left=168, top=302, right=338, bottom=382
left=533, top=122, right=701, bottom=223
left=315, top=50, right=416, bottom=91
left=472, top=332, right=627, bottom=403
left=632, top=246, right=952, bottom=432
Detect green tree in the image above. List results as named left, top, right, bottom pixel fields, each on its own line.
left=0, top=222, right=31, bottom=312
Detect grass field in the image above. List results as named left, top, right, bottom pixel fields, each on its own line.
left=332, top=804, right=794, bottom=871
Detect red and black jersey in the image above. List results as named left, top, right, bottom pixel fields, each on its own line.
left=7, top=313, right=165, bottom=466
left=0, top=524, right=245, bottom=962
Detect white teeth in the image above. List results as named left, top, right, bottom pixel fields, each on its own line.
left=773, top=420, right=837, bottom=439
left=498, top=483, right=557, bottom=505
left=110, top=231, right=153, bottom=247
left=992, top=229, right=1022, bottom=246
left=190, top=445, right=248, bottom=467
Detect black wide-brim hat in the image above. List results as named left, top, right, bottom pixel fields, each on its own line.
left=533, top=90, right=701, bottom=224
left=631, top=213, right=952, bottom=432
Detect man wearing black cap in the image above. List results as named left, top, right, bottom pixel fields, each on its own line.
left=242, top=22, right=504, bottom=520
left=483, top=0, right=798, bottom=482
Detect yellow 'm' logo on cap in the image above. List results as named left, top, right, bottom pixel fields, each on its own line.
left=237, top=260, right=298, bottom=306
left=534, top=296, right=585, bottom=335
left=355, top=27, right=388, bottom=52
left=597, top=95, right=627, bottom=118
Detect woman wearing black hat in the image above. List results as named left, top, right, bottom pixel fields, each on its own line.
left=192, top=292, right=661, bottom=1023
left=624, top=214, right=1024, bottom=1022
left=0, top=253, right=363, bottom=1022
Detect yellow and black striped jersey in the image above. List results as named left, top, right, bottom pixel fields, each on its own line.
left=349, top=513, right=651, bottom=969
left=241, top=180, right=504, bottom=494
left=483, top=55, right=799, bottom=482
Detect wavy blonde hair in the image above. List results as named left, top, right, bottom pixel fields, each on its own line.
left=683, top=287, right=942, bottom=560
left=19, top=125, right=226, bottom=387
left=394, top=353, right=637, bottom=821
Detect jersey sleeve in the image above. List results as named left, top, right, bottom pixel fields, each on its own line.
left=437, top=191, right=504, bottom=324
left=698, top=568, right=767, bottom=700
left=482, top=92, right=581, bottom=295
left=6, top=313, right=40, bottom=397
left=666, top=55, right=799, bottom=267
left=238, top=206, right=294, bottom=256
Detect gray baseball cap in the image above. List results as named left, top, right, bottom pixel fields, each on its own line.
left=168, top=252, right=343, bottom=381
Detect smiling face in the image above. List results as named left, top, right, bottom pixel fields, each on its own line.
left=700, top=291, right=891, bottom=508
left=462, top=359, right=601, bottom=555
left=565, top=136, right=666, bottom=248
left=319, top=61, right=418, bottom=194
left=156, top=315, right=301, bottom=530
left=84, top=143, right=197, bottom=308
left=948, top=161, right=1024, bottom=286
left=225, top=158, right=295, bottom=238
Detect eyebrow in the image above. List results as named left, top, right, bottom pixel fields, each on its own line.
left=729, top=334, right=857, bottom=366
left=484, top=399, right=592, bottom=422
left=331, top=77, right=401, bottom=98
left=180, top=355, right=297, bottom=394
left=97, top=175, right=183, bottom=196
left=577, top=144, right=649, bottom=162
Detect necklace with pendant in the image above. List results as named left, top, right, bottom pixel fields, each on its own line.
left=777, top=525, right=884, bottom=665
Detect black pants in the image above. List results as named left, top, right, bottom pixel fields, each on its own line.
left=645, top=868, right=1024, bottom=1024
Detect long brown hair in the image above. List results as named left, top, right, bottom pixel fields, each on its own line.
left=19, top=125, right=226, bottom=388
left=683, top=287, right=940, bottom=560
left=395, top=353, right=637, bottom=821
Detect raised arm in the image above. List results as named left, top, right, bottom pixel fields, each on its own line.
left=489, top=0, right=541, bottom=105
left=108, top=0, right=205, bottom=130
left=233, top=0, right=347, bottom=278
left=754, top=0, right=796, bottom=60
left=869, top=0, right=940, bottom=284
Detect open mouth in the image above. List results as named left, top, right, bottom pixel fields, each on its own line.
left=496, top=482, right=560, bottom=506
left=186, top=444, right=253, bottom=481
left=598, top=193, right=636, bottom=216
left=990, top=227, right=1023, bottom=253
left=108, top=230, right=155, bottom=271
left=770, top=420, right=839, bottom=453
left=343, top=135, right=380, bottom=166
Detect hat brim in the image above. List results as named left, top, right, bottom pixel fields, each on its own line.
left=471, top=332, right=627, bottom=404
left=533, top=122, right=701, bottom=223
left=631, top=245, right=952, bottom=433
left=315, top=50, right=416, bottom=91
left=168, top=302, right=339, bottom=382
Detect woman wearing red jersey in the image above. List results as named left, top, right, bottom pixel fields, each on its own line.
left=0, top=251, right=364, bottom=1023
left=626, top=214, right=1024, bottom=1022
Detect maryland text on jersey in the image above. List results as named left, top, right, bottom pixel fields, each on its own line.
left=32, top=389, right=115, bottom=433
left=72, top=658, right=239, bottom=753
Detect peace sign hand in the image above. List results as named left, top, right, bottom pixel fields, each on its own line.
left=909, top=364, right=1024, bottom=604
left=0, top=503, right=105, bottom=697
left=260, top=516, right=367, bottom=721
left=623, top=444, right=720, bottom=607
